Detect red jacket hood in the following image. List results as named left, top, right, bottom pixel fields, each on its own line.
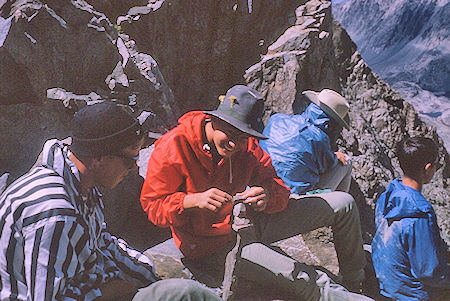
left=174, top=111, right=211, bottom=170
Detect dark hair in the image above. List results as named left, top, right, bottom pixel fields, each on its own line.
left=70, top=102, right=143, bottom=159
left=396, top=136, right=438, bottom=179
left=323, top=117, right=343, bottom=151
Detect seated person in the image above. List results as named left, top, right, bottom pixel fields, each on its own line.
left=372, top=136, right=450, bottom=300
left=140, top=85, right=372, bottom=300
left=0, top=102, right=221, bottom=301
left=260, top=89, right=352, bottom=195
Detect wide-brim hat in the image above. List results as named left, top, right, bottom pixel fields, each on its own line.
left=302, top=89, right=350, bottom=130
left=203, top=85, right=268, bottom=139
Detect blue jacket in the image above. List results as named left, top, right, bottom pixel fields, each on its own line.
left=260, top=103, right=337, bottom=194
left=372, top=179, right=450, bottom=300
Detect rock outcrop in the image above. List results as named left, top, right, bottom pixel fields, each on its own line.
left=244, top=0, right=449, bottom=243
left=117, top=0, right=303, bottom=112
left=0, top=0, right=178, bottom=179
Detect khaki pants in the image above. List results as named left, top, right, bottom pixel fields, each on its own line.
left=132, top=279, right=222, bottom=301
left=147, top=192, right=370, bottom=301
left=240, top=243, right=372, bottom=301
left=257, top=192, right=366, bottom=282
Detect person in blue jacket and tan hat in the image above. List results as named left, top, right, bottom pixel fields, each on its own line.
left=260, top=88, right=352, bottom=195
left=260, top=89, right=369, bottom=293
left=371, top=136, right=449, bottom=300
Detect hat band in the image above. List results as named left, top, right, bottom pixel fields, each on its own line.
left=72, top=120, right=140, bottom=142
left=71, top=121, right=142, bottom=157
left=216, top=106, right=248, bottom=123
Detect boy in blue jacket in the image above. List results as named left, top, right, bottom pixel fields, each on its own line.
left=372, top=136, right=449, bottom=300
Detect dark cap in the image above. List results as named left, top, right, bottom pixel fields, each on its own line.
left=70, top=101, right=143, bottom=157
left=203, top=85, right=267, bottom=139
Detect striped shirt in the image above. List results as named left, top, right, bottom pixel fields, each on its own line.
left=0, top=139, right=159, bottom=300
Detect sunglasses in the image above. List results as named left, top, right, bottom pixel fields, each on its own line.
left=113, top=154, right=140, bottom=169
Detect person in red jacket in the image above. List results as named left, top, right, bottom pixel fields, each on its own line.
left=141, top=85, right=371, bottom=300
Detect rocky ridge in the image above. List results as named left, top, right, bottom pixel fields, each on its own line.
left=244, top=0, right=449, bottom=243
left=333, top=0, right=450, bottom=150
left=0, top=0, right=449, bottom=299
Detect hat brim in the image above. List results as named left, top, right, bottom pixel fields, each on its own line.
left=203, top=110, right=268, bottom=139
left=302, top=91, right=350, bottom=130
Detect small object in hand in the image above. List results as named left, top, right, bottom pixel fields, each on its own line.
left=232, top=195, right=245, bottom=204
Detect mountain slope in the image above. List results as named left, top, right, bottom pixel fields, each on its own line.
left=333, top=0, right=450, bottom=150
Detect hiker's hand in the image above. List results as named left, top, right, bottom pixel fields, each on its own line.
left=183, top=188, right=232, bottom=211
left=236, top=186, right=268, bottom=212
left=335, top=152, right=349, bottom=165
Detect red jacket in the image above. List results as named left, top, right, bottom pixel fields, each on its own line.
left=140, top=111, right=290, bottom=259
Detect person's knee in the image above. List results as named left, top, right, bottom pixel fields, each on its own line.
left=134, top=279, right=220, bottom=301
left=327, top=191, right=356, bottom=213
left=171, top=279, right=221, bottom=300
left=330, top=192, right=362, bottom=231
left=164, top=278, right=194, bottom=291
left=340, top=191, right=355, bottom=207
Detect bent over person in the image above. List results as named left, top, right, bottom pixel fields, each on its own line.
left=141, top=85, right=372, bottom=300
left=0, top=102, right=221, bottom=301
left=260, top=89, right=352, bottom=195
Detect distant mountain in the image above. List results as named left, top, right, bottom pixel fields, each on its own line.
left=333, top=0, right=450, bottom=150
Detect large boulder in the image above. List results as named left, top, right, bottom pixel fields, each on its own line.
left=1, top=0, right=120, bottom=103
left=118, top=0, right=305, bottom=112
left=0, top=0, right=179, bottom=179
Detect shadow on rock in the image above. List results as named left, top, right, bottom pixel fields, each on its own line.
left=101, top=171, right=171, bottom=251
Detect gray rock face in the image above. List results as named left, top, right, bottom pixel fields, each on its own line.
left=245, top=0, right=339, bottom=121
left=86, top=0, right=147, bottom=22
left=0, top=0, right=178, bottom=178
left=118, top=0, right=304, bottom=112
left=2, top=0, right=120, bottom=103
left=333, top=0, right=450, bottom=150
left=0, top=102, right=72, bottom=179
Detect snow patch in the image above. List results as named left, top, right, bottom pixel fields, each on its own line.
left=393, top=81, right=450, bottom=151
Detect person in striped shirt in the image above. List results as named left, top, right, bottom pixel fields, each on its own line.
left=0, top=102, right=221, bottom=301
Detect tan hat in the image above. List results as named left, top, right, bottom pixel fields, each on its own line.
left=302, top=89, right=350, bottom=130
